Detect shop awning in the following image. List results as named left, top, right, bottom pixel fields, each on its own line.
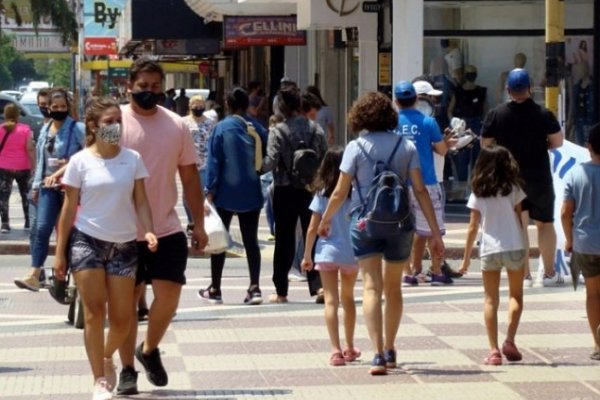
left=182, top=0, right=296, bottom=22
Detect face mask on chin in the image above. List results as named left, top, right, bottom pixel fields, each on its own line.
left=416, top=99, right=434, bottom=117
left=97, top=123, right=122, bottom=145
left=131, top=91, right=160, bottom=110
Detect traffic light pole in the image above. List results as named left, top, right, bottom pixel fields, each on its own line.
left=544, top=0, right=564, bottom=116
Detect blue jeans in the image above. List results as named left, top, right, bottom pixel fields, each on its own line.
left=31, top=188, right=64, bottom=268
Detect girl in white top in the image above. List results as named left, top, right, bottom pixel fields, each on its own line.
left=54, top=97, right=158, bottom=400
left=460, top=145, right=527, bottom=366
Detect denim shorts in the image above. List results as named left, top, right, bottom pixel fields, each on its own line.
left=68, top=227, right=138, bottom=279
left=571, top=252, right=600, bottom=278
left=350, top=216, right=414, bottom=262
left=481, top=250, right=526, bottom=272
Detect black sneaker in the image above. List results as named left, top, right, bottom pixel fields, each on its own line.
left=441, top=261, right=463, bottom=278
left=135, top=342, right=168, bottom=387
left=1, top=223, right=10, bottom=233
left=243, top=286, right=263, bottom=305
left=197, top=286, right=223, bottom=304
left=116, top=366, right=139, bottom=395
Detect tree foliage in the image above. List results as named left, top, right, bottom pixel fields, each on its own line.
left=1, top=0, right=78, bottom=45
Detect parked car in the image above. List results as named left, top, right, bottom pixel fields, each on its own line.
left=0, top=93, right=44, bottom=142
left=19, top=92, right=43, bottom=117
left=1, top=90, right=23, bottom=101
left=26, top=81, right=50, bottom=93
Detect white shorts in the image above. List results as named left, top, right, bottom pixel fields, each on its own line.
left=409, top=184, right=446, bottom=237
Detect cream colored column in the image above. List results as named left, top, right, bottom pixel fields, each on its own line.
left=393, top=0, right=424, bottom=84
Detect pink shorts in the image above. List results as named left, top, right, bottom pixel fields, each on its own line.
left=315, top=262, right=359, bottom=274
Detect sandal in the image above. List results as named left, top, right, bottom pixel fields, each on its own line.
left=329, top=351, right=346, bottom=366
left=268, top=293, right=288, bottom=304
left=502, top=340, right=522, bottom=362
left=484, top=349, right=502, bottom=365
left=343, top=347, right=361, bottom=362
left=590, top=350, right=600, bottom=361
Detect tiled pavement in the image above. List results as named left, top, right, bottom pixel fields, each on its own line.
left=1, top=255, right=599, bottom=400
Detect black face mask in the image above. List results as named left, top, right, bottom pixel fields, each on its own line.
left=465, top=72, right=478, bottom=82
left=191, top=108, right=205, bottom=117
left=132, top=91, right=160, bottom=110
left=39, top=106, right=51, bottom=118
left=50, top=111, right=68, bottom=121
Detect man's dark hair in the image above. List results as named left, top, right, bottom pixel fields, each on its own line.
left=301, top=92, right=322, bottom=113
left=37, top=88, right=50, bottom=102
left=129, top=57, right=164, bottom=82
left=226, top=87, right=249, bottom=113
left=588, top=123, right=600, bottom=155
left=397, top=96, right=417, bottom=108
left=277, top=85, right=301, bottom=117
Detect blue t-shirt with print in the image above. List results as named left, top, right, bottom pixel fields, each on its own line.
left=397, top=108, right=443, bottom=185
left=310, top=193, right=355, bottom=266
left=563, top=162, right=600, bottom=254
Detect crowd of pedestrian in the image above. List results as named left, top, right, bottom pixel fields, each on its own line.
left=3, top=57, right=599, bottom=398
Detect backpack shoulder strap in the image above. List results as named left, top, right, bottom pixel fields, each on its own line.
left=385, top=135, right=403, bottom=167
left=355, top=138, right=375, bottom=165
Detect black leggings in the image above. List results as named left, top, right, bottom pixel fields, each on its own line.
left=210, top=207, right=261, bottom=290
left=0, top=168, right=30, bottom=225
left=272, top=185, right=322, bottom=297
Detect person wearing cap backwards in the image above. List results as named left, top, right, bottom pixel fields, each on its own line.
left=395, top=81, right=452, bottom=286
left=481, top=68, right=564, bottom=288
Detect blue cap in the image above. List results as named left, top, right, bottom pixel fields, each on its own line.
left=507, top=68, right=530, bottom=91
left=394, top=81, right=417, bottom=100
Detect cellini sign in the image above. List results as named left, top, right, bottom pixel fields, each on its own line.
left=325, top=0, right=360, bottom=16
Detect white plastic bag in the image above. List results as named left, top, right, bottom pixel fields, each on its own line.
left=203, top=200, right=230, bottom=254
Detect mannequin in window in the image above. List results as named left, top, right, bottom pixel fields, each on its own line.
left=497, top=53, right=527, bottom=103
left=429, top=39, right=463, bottom=130
left=568, top=61, right=594, bottom=146
left=447, top=64, right=488, bottom=182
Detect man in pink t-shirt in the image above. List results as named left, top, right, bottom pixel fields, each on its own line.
left=116, top=58, right=208, bottom=395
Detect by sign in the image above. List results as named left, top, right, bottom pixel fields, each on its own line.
left=84, top=0, right=126, bottom=37
left=224, top=16, right=307, bottom=47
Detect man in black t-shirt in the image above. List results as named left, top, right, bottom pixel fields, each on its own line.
left=481, top=68, right=564, bottom=287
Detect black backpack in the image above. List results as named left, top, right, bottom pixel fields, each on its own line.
left=277, top=121, right=320, bottom=190
left=353, top=136, right=411, bottom=238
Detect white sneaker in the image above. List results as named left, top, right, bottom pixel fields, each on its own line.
left=523, top=274, right=534, bottom=288
left=543, top=272, right=564, bottom=287
left=103, top=357, right=117, bottom=392
left=93, top=377, right=112, bottom=400
left=288, top=269, right=307, bottom=282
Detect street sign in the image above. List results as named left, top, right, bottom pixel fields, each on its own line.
left=362, top=1, right=381, bottom=13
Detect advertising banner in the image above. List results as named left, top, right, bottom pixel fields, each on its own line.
left=84, top=37, right=118, bottom=55
left=537, top=140, right=591, bottom=284
left=84, top=0, right=127, bottom=37
left=224, top=16, right=306, bottom=47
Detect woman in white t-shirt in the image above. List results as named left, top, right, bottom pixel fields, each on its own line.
left=53, top=97, right=158, bottom=400
left=460, top=145, right=527, bottom=367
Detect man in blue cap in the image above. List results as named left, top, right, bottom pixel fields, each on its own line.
left=481, top=68, right=564, bottom=287
left=394, top=80, right=452, bottom=286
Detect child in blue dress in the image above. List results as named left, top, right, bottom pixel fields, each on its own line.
left=302, top=147, right=361, bottom=366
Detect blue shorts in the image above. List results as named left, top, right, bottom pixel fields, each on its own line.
left=68, top=227, right=138, bottom=279
left=350, top=216, right=414, bottom=262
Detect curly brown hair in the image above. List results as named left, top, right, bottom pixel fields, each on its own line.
left=347, top=92, right=397, bottom=133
